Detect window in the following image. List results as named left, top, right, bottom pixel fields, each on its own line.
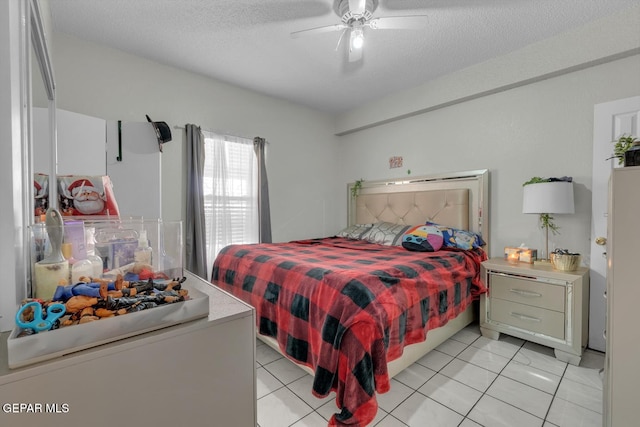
left=203, top=133, right=259, bottom=270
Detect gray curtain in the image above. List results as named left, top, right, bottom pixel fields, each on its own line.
left=253, top=137, right=272, bottom=243
left=185, top=124, right=208, bottom=279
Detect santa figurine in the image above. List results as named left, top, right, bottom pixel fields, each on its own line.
left=62, top=178, right=106, bottom=215
left=34, top=176, right=48, bottom=217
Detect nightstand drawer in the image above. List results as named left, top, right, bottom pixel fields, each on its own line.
left=490, top=273, right=565, bottom=312
left=490, top=298, right=565, bottom=340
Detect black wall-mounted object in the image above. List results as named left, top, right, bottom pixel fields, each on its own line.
left=145, top=115, right=172, bottom=152
left=117, top=120, right=122, bottom=162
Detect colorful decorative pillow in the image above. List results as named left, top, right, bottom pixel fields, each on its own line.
left=336, top=223, right=374, bottom=240
left=425, top=221, right=485, bottom=250
left=359, top=222, right=411, bottom=246
left=402, top=225, right=444, bottom=252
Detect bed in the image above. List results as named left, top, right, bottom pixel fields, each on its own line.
left=212, top=170, right=490, bottom=426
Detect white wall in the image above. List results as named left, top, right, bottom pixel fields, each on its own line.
left=51, top=33, right=341, bottom=243
left=336, top=54, right=640, bottom=260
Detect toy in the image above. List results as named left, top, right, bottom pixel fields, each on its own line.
left=15, top=274, right=189, bottom=334
left=16, top=301, right=66, bottom=332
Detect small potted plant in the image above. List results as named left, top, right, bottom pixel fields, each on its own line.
left=351, top=179, right=364, bottom=198
left=610, top=134, right=639, bottom=166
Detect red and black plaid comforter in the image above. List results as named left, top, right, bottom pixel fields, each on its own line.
left=212, top=237, right=487, bottom=426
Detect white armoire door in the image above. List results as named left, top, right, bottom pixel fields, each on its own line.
left=33, top=108, right=106, bottom=176
left=590, top=96, right=640, bottom=352
left=105, top=120, right=162, bottom=218
left=604, top=166, right=640, bottom=426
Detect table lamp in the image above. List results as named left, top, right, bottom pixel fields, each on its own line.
left=522, top=180, right=575, bottom=261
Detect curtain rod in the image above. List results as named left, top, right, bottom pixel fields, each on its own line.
left=173, top=125, right=266, bottom=143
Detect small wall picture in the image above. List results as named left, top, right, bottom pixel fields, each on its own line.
left=389, top=156, right=403, bottom=169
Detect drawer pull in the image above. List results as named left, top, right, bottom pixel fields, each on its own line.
left=509, top=289, right=542, bottom=298
left=510, top=312, right=541, bottom=322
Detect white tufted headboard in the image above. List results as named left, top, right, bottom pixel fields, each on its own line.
left=348, top=170, right=489, bottom=251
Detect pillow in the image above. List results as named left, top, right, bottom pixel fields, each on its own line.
left=425, top=221, right=485, bottom=250
left=401, top=225, right=444, bottom=252
left=336, top=223, right=374, bottom=240
left=360, top=222, right=411, bottom=246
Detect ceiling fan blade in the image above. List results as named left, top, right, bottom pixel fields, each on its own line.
left=349, top=0, right=367, bottom=15
left=290, top=23, right=348, bottom=39
left=368, top=15, right=428, bottom=30
left=335, top=28, right=349, bottom=51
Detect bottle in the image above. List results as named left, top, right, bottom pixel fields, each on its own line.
left=134, top=230, right=152, bottom=265
left=61, top=242, right=75, bottom=265
left=63, top=242, right=93, bottom=284
left=31, top=221, right=47, bottom=263
left=85, top=227, right=104, bottom=278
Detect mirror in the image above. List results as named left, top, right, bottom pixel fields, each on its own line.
left=27, top=0, right=56, bottom=222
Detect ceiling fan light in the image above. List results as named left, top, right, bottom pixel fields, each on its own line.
left=350, top=28, right=364, bottom=50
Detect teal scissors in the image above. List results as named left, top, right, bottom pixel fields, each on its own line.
left=15, top=301, right=66, bottom=332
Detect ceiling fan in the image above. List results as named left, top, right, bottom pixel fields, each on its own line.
left=291, top=0, right=428, bottom=62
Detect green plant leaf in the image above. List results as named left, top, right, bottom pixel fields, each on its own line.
left=523, top=177, right=549, bottom=186
left=351, top=179, right=364, bottom=198
left=540, top=213, right=560, bottom=235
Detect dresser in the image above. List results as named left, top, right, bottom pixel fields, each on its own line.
left=480, top=258, right=589, bottom=365
left=0, top=272, right=256, bottom=427
left=604, top=166, right=640, bottom=426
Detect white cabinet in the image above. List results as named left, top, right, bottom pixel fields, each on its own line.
left=480, top=258, right=589, bottom=365
left=0, top=272, right=256, bottom=427
left=604, top=166, right=640, bottom=426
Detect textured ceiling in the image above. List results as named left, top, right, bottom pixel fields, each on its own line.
left=49, top=0, right=638, bottom=114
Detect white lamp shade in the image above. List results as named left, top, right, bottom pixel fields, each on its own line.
left=523, top=181, right=575, bottom=214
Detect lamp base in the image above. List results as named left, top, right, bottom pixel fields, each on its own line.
left=534, top=259, right=551, bottom=265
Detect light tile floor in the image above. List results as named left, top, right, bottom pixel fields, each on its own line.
left=256, top=323, right=604, bottom=427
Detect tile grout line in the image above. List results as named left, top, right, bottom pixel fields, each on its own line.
left=458, top=338, right=517, bottom=425
left=541, top=360, right=569, bottom=423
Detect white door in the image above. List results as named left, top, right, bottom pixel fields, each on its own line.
left=590, top=96, right=640, bottom=352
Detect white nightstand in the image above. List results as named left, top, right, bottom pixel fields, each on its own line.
left=479, top=258, right=590, bottom=365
